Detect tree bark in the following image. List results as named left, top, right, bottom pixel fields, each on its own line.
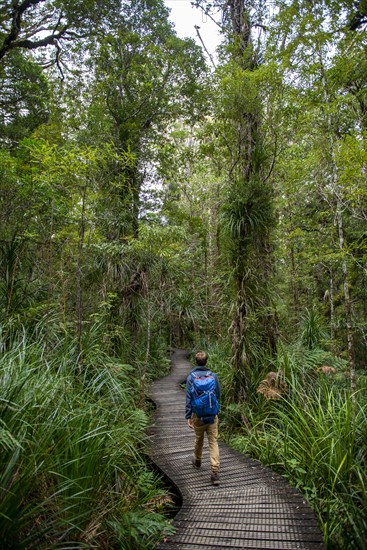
left=336, top=203, right=357, bottom=394
left=225, top=1, right=276, bottom=388
left=77, top=184, right=87, bottom=366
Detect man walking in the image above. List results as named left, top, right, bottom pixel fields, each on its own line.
left=185, top=351, right=221, bottom=485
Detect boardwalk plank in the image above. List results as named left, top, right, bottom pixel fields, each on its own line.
left=149, top=349, right=325, bottom=549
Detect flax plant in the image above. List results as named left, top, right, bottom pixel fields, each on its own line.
left=228, top=344, right=367, bottom=549
left=0, top=326, right=173, bottom=549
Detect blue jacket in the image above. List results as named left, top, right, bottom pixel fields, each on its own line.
left=185, top=367, right=221, bottom=419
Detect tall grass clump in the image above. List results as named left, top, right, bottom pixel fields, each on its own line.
left=0, top=324, right=174, bottom=549
left=224, top=343, right=367, bottom=549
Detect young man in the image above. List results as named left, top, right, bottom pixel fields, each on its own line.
left=185, top=351, right=221, bottom=485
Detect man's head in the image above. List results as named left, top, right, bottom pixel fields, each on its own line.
left=195, top=351, right=208, bottom=366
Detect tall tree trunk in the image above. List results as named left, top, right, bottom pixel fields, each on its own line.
left=45, top=200, right=54, bottom=352
left=224, top=0, right=276, bottom=391
left=77, top=184, right=87, bottom=366
left=290, top=241, right=300, bottom=323
left=140, top=274, right=151, bottom=410
left=318, top=46, right=356, bottom=394
left=336, top=203, right=357, bottom=393
left=5, top=238, right=21, bottom=316
left=328, top=266, right=335, bottom=353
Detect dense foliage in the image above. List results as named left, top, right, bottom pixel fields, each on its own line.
left=1, top=0, right=367, bottom=548
left=0, top=326, right=174, bottom=549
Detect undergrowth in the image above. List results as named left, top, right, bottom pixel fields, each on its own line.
left=0, top=323, right=174, bottom=549
left=199, top=340, right=367, bottom=549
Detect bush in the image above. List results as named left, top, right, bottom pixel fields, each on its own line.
left=0, top=326, right=173, bottom=549
left=220, top=343, right=367, bottom=549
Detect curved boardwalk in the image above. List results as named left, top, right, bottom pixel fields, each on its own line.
left=148, top=349, right=325, bottom=550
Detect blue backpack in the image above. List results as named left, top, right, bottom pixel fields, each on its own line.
left=190, top=371, right=220, bottom=423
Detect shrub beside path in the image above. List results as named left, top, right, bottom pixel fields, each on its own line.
left=148, top=349, right=325, bottom=549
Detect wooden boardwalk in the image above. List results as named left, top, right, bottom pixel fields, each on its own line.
left=148, top=349, right=325, bottom=550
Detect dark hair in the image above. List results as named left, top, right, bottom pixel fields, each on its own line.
left=195, top=351, right=208, bottom=366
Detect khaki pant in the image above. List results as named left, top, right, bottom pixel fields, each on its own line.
left=192, top=413, right=220, bottom=473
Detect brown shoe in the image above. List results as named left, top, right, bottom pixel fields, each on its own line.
left=192, top=457, right=201, bottom=468
left=211, top=471, right=220, bottom=485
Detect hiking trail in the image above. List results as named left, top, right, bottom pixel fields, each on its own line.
left=148, top=349, right=325, bottom=549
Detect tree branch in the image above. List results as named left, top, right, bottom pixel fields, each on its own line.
left=263, top=129, right=277, bottom=184
left=194, top=25, right=216, bottom=69
left=0, top=0, right=48, bottom=59
left=193, top=1, right=223, bottom=30
left=6, top=27, right=68, bottom=52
